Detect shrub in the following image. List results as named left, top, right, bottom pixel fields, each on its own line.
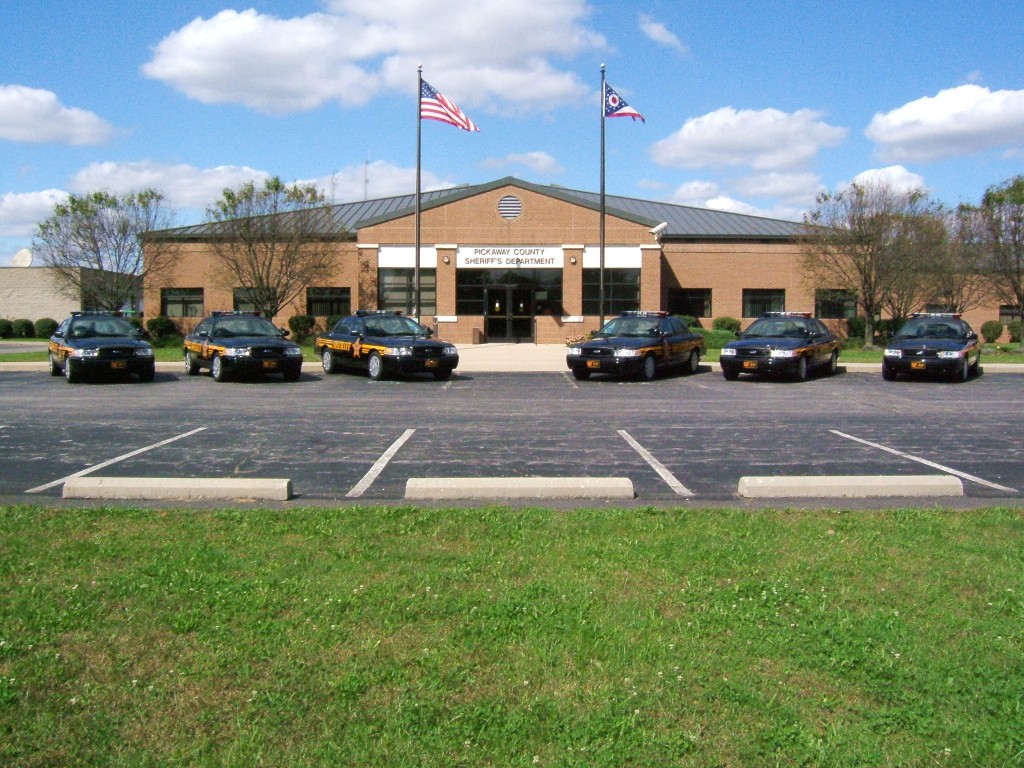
left=981, top=320, right=1004, bottom=344
left=712, top=316, right=741, bottom=333
left=697, top=328, right=739, bottom=349
left=676, top=314, right=702, bottom=329
left=288, top=314, right=316, bottom=343
left=146, top=315, right=179, bottom=339
left=0, top=319, right=13, bottom=339
left=1009, top=318, right=1022, bottom=344
left=11, top=319, right=35, bottom=338
left=34, top=317, right=58, bottom=339
left=847, top=316, right=866, bottom=345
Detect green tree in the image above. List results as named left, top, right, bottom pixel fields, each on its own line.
left=802, top=182, right=935, bottom=346
left=32, top=189, right=174, bottom=311
left=925, top=205, right=992, bottom=314
left=976, top=175, right=1024, bottom=321
left=204, top=177, right=338, bottom=321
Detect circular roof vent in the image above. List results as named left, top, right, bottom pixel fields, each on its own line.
left=497, top=195, right=522, bottom=220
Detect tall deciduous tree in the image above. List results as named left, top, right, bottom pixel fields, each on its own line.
left=204, top=177, right=337, bottom=321
left=802, top=182, right=934, bottom=346
left=33, top=189, right=174, bottom=311
left=975, top=175, right=1024, bottom=320
left=925, top=206, right=992, bottom=315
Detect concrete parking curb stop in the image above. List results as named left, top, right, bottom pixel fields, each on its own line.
left=62, top=477, right=293, bottom=501
left=737, top=474, right=964, bottom=498
left=405, top=476, right=635, bottom=500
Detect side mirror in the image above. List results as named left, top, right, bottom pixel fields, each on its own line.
left=967, top=331, right=978, bottom=341
left=197, top=329, right=210, bottom=339
left=279, top=328, right=290, bottom=338
left=425, top=327, right=434, bottom=338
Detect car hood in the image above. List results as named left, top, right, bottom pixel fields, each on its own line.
left=60, top=337, right=151, bottom=351
left=575, top=336, right=659, bottom=350
left=371, top=336, right=456, bottom=349
left=208, top=335, right=298, bottom=349
left=723, top=336, right=808, bottom=351
left=887, top=337, right=969, bottom=352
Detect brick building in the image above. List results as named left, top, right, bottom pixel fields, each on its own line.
left=143, top=176, right=997, bottom=343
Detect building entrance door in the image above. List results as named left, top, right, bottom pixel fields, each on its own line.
left=485, top=285, right=533, bottom=342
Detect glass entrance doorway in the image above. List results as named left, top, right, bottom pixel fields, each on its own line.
left=485, top=285, right=533, bottom=342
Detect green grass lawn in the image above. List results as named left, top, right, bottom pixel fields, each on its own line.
left=1, top=505, right=1021, bottom=766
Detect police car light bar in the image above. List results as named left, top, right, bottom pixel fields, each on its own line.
left=764, top=311, right=811, bottom=317
left=911, top=312, right=960, bottom=318
left=621, top=310, right=668, bottom=317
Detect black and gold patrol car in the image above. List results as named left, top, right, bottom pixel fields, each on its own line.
left=48, top=311, right=155, bottom=383
left=882, top=313, right=981, bottom=382
left=719, top=312, right=840, bottom=381
left=315, top=310, right=459, bottom=381
left=183, top=311, right=303, bottom=382
left=565, top=311, right=705, bottom=381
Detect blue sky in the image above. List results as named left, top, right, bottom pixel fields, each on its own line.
left=2, top=0, right=1022, bottom=266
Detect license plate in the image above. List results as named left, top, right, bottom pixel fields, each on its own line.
left=263, top=360, right=278, bottom=369
left=743, top=360, right=758, bottom=369
left=587, top=360, right=601, bottom=368
left=425, top=359, right=438, bottom=367
left=911, top=361, right=925, bottom=370
left=111, top=361, right=128, bottom=370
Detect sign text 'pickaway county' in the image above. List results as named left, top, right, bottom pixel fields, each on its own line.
left=456, top=246, right=563, bottom=269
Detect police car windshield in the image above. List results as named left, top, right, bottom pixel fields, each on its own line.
left=69, top=317, right=136, bottom=338
left=744, top=318, right=808, bottom=338
left=596, top=317, right=658, bottom=337
left=214, top=316, right=279, bottom=338
left=365, top=316, right=428, bottom=337
left=895, top=318, right=963, bottom=340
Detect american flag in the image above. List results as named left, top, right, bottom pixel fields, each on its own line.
left=420, top=80, right=479, bottom=132
left=604, top=82, right=644, bottom=122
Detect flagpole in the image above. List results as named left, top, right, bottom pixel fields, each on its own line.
left=599, top=63, right=606, bottom=328
left=414, top=65, right=423, bottom=322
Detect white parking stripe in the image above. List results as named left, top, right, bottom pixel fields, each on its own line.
left=618, top=429, right=694, bottom=497
left=346, top=429, right=415, bottom=498
left=25, top=427, right=208, bottom=494
left=830, top=430, right=1018, bottom=493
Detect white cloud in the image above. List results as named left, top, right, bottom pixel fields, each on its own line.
left=142, top=1, right=602, bottom=115
left=639, top=13, right=685, bottom=52
left=733, top=172, right=824, bottom=204
left=70, top=161, right=271, bottom=210
left=848, top=165, right=927, bottom=193
left=866, top=84, right=1024, bottom=163
left=481, top=151, right=563, bottom=175
left=651, top=107, right=847, bottom=171
left=0, top=86, right=115, bottom=145
left=307, top=161, right=450, bottom=202
left=668, top=180, right=720, bottom=206
left=0, top=190, right=69, bottom=237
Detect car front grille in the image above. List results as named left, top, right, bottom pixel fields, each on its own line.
left=250, top=347, right=282, bottom=359
left=905, top=348, right=939, bottom=359
left=98, top=347, right=134, bottom=359
left=413, top=346, right=442, bottom=358
left=580, top=347, right=614, bottom=358
left=735, top=347, right=769, bottom=359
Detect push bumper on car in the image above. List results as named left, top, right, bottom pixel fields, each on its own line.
left=883, top=355, right=963, bottom=376
left=719, top=353, right=799, bottom=377
left=220, top=354, right=302, bottom=376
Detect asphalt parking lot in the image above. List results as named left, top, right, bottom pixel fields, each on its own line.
left=2, top=362, right=1023, bottom=507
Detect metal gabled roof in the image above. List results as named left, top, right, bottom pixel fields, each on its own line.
left=149, top=176, right=805, bottom=241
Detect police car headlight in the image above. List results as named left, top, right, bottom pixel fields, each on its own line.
left=70, top=348, right=99, bottom=358
left=385, top=346, right=412, bottom=356
left=566, top=347, right=582, bottom=357
left=224, top=347, right=251, bottom=357
left=770, top=349, right=797, bottom=358
left=719, top=348, right=737, bottom=357
left=614, top=348, right=641, bottom=358
left=884, top=349, right=902, bottom=358
left=938, top=350, right=963, bottom=359
left=442, top=346, right=458, bottom=356
left=134, top=348, right=154, bottom=358
left=284, top=347, right=302, bottom=357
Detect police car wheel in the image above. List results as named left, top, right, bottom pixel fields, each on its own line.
left=686, top=349, right=700, bottom=374
left=321, top=348, right=338, bottom=374
left=882, top=363, right=897, bottom=381
left=794, top=356, right=808, bottom=381
left=954, top=357, right=969, bottom=383
left=184, top=350, right=200, bottom=376
left=367, top=352, right=384, bottom=381
left=432, top=369, right=452, bottom=381
left=48, top=353, right=62, bottom=376
left=283, top=367, right=301, bottom=382
left=138, top=367, right=155, bottom=383
left=722, top=369, right=739, bottom=381
left=64, top=359, right=80, bottom=383
left=640, top=354, right=657, bottom=381
left=828, top=350, right=839, bottom=375
left=211, top=354, right=227, bottom=382
left=571, top=367, right=590, bottom=380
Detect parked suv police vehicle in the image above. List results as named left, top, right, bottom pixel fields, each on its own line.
left=183, top=311, right=303, bottom=382
left=719, top=312, right=840, bottom=382
left=48, top=311, right=155, bottom=383
left=882, top=313, right=981, bottom=382
left=315, top=310, right=459, bottom=381
left=565, top=311, right=705, bottom=381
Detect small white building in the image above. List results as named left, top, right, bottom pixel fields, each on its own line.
left=0, top=266, right=81, bottom=322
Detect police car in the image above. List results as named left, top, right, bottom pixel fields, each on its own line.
left=315, top=310, right=459, bottom=381
left=882, top=313, right=981, bottom=382
left=565, top=311, right=705, bottom=381
left=183, top=311, right=303, bottom=382
left=719, top=312, right=840, bottom=381
left=48, top=311, right=155, bottom=383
